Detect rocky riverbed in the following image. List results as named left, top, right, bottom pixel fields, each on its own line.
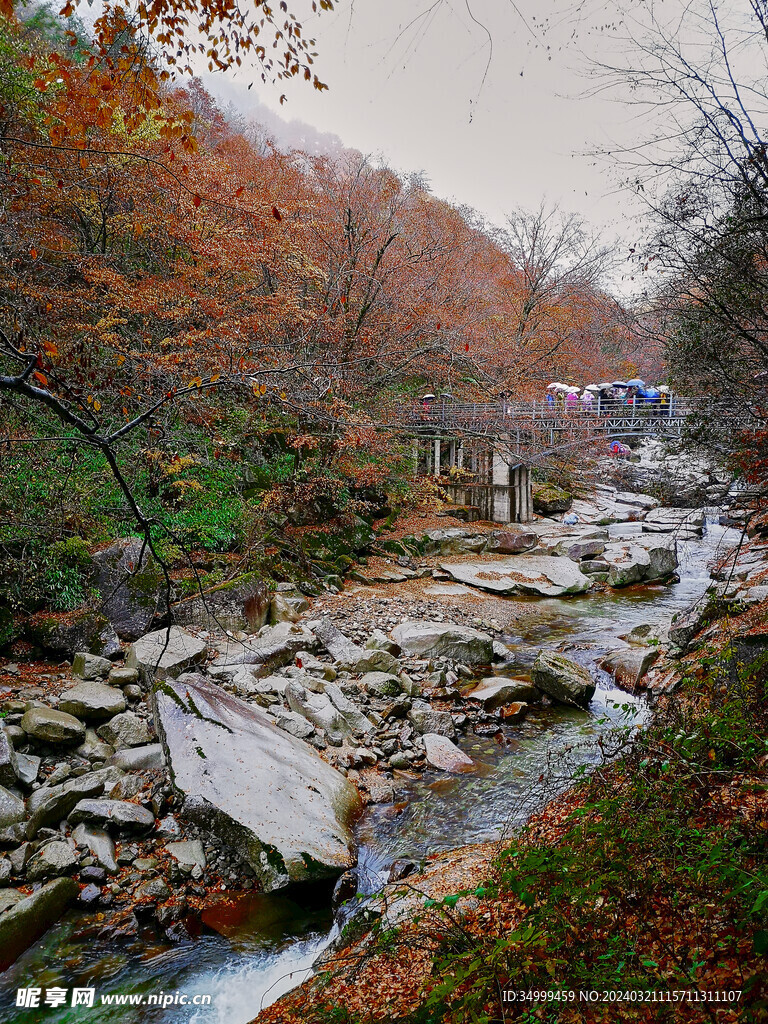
left=1, top=486, right=765, bottom=1016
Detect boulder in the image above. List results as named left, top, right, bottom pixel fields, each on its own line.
left=423, top=734, right=473, bottom=772
left=14, top=753, right=40, bottom=787
left=0, top=785, right=25, bottom=829
left=58, top=681, right=127, bottom=721
left=315, top=618, right=399, bottom=673
left=486, top=528, right=538, bottom=554
left=26, top=841, right=78, bottom=881
left=669, top=601, right=715, bottom=649
left=600, top=647, right=659, bottom=690
left=135, top=877, right=171, bottom=902
left=467, top=678, right=539, bottom=709
left=359, top=672, right=402, bottom=697
left=68, top=799, right=155, bottom=832
left=408, top=700, right=455, bottom=738
left=391, top=621, right=493, bottom=665
left=364, top=629, right=401, bottom=657
left=22, top=610, right=120, bottom=660
left=26, top=772, right=109, bottom=837
left=75, top=729, right=115, bottom=763
left=642, top=508, right=705, bottom=534
left=0, top=878, right=79, bottom=971
left=97, top=711, right=152, bottom=749
left=285, top=680, right=374, bottom=745
left=552, top=537, right=606, bottom=561
left=532, top=482, right=572, bottom=515
left=0, top=730, right=19, bottom=789
left=126, top=626, right=208, bottom=683
left=153, top=673, right=361, bottom=891
left=602, top=536, right=678, bottom=587
left=273, top=710, right=314, bottom=739
left=440, top=557, right=591, bottom=597
left=93, top=537, right=163, bottom=640
left=20, top=707, right=85, bottom=745
left=71, top=823, right=118, bottom=873
left=422, top=528, right=488, bottom=555
left=172, top=575, right=270, bottom=634
left=269, top=594, right=302, bottom=624
left=210, top=623, right=315, bottom=675
left=531, top=651, right=596, bottom=708
left=612, top=491, right=659, bottom=510
left=108, top=744, right=164, bottom=772
left=72, top=652, right=112, bottom=680
left=165, top=840, right=206, bottom=877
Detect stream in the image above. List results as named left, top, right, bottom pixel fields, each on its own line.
left=0, top=519, right=740, bottom=1024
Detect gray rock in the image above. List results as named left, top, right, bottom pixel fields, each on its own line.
left=580, top=559, right=610, bottom=574
left=0, top=786, right=26, bottom=829
left=3, top=725, right=25, bottom=748
left=285, top=680, right=374, bottom=745
left=408, top=700, right=455, bottom=738
left=423, top=733, right=473, bottom=772
left=440, top=556, right=591, bottom=597
left=108, top=667, right=140, bottom=686
left=364, top=629, right=401, bottom=656
left=0, top=878, right=79, bottom=971
left=125, top=626, right=208, bottom=684
left=22, top=611, right=120, bottom=660
left=93, top=537, right=164, bottom=640
left=135, top=877, right=171, bottom=902
left=72, top=652, right=113, bottom=680
left=467, top=678, right=539, bottom=709
left=0, top=857, right=11, bottom=885
left=165, top=840, right=206, bottom=877
left=422, top=528, right=488, bottom=555
left=211, top=624, right=314, bottom=675
left=531, top=651, right=596, bottom=708
left=390, top=621, right=493, bottom=665
left=20, top=707, right=85, bottom=745
left=273, top=710, right=315, bottom=739
left=269, top=593, right=301, bottom=624
left=68, top=799, right=155, bottom=832
left=71, top=823, right=118, bottom=873
left=75, top=728, right=115, bottom=763
left=612, top=491, right=659, bottom=510
left=14, top=753, right=40, bottom=787
left=0, top=730, right=19, bottom=788
left=108, top=744, right=164, bottom=771
left=26, top=771, right=112, bottom=837
left=0, top=889, right=24, bottom=915
left=552, top=537, right=606, bottom=561
left=97, top=711, right=151, bottom=749
left=602, top=536, right=677, bottom=587
left=153, top=672, right=361, bottom=891
left=642, top=507, right=705, bottom=533
left=26, top=841, right=78, bottom=881
left=600, top=647, right=659, bottom=690
left=486, top=528, right=538, bottom=554
left=59, top=681, right=127, bottom=721
left=359, top=672, right=402, bottom=697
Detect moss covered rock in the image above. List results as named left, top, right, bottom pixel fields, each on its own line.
left=533, top=482, right=573, bottom=515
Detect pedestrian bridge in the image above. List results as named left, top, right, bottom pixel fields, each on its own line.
left=394, top=396, right=727, bottom=525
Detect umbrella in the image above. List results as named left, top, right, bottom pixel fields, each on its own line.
left=626, top=377, right=645, bottom=388
left=597, top=382, right=613, bottom=390
left=584, top=384, right=601, bottom=391
left=421, top=393, right=436, bottom=401
left=567, top=386, right=580, bottom=393
left=546, top=382, right=561, bottom=390
left=657, top=386, right=670, bottom=393
left=612, top=380, right=628, bottom=388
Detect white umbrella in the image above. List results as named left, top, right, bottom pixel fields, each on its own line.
left=546, top=382, right=561, bottom=390
left=657, top=386, right=670, bottom=393
left=567, top=386, right=580, bottom=393
left=584, top=384, right=601, bottom=391
left=612, top=380, right=628, bottom=388
left=421, top=393, right=436, bottom=401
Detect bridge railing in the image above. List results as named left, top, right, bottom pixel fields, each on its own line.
left=399, top=396, right=712, bottom=428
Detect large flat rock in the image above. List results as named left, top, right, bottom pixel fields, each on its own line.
left=126, top=626, right=208, bottom=683
left=441, top=556, right=591, bottom=597
left=390, top=621, right=493, bottom=665
left=153, top=673, right=361, bottom=891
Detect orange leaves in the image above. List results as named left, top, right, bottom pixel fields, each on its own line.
left=32, top=371, right=48, bottom=387
left=42, top=340, right=58, bottom=357
left=192, top=194, right=202, bottom=207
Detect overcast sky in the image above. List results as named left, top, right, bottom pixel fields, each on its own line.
left=203, top=1, right=646, bottom=273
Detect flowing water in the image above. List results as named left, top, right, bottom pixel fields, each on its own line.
left=0, top=520, right=740, bottom=1024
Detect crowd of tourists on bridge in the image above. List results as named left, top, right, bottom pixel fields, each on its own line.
left=543, top=378, right=671, bottom=414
